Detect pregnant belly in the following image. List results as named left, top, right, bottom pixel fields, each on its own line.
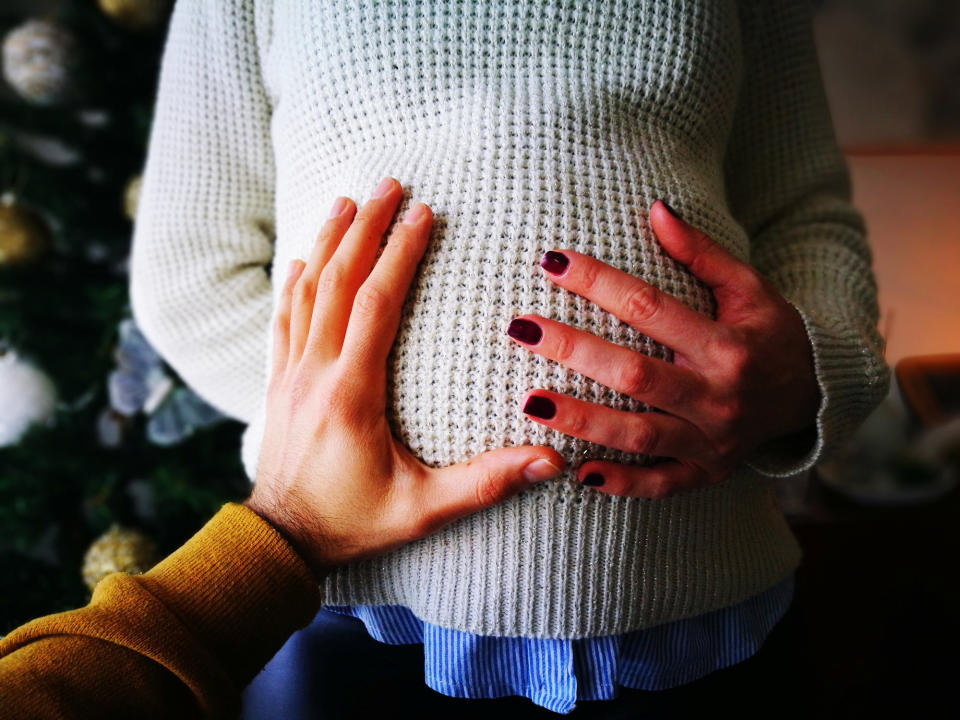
left=382, top=201, right=719, bottom=475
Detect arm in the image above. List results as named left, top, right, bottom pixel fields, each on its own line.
left=0, top=504, right=323, bottom=720
left=0, top=182, right=562, bottom=719
left=725, top=0, right=891, bottom=478
left=129, top=0, right=276, bottom=423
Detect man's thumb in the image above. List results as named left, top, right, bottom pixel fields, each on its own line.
left=421, top=446, right=565, bottom=529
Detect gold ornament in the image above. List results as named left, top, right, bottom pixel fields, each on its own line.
left=97, top=0, right=171, bottom=31
left=1, top=19, right=79, bottom=106
left=0, top=200, right=50, bottom=266
left=82, top=525, right=158, bottom=591
left=123, top=174, right=142, bottom=221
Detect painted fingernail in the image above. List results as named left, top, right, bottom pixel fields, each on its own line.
left=522, top=459, right=562, bottom=483
left=581, top=473, right=605, bottom=487
left=328, top=196, right=348, bottom=218
left=659, top=200, right=680, bottom=219
left=507, top=318, right=542, bottom=345
left=540, top=251, right=569, bottom=276
left=403, top=202, right=427, bottom=224
left=523, top=395, right=556, bottom=420
left=373, top=177, right=394, bottom=198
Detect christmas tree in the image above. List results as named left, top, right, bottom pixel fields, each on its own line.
left=0, top=1, right=249, bottom=633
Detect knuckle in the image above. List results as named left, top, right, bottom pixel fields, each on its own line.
left=273, top=307, right=290, bottom=332
left=619, top=356, right=655, bottom=398
left=739, top=267, right=767, bottom=297
left=580, top=261, right=600, bottom=292
left=713, top=436, right=739, bottom=461
left=353, top=284, right=389, bottom=318
left=294, top=277, right=315, bottom=303
left=266, top=371, right=284, bottom=396
left=350, top=209, right=376, bottom=235
left=712, top=331, right=751, bottom=374
left=287, top=369, right=315, bottom=410
left=317, top=263, right=346, bottom=297
left=389, top=225, right=419, bottom=248
left=552, top=331, right=575, bottom=363
left=629, top=418, right=659, bottom=455
left=687, top=236, right=713, bottom=275
left=474, top=473, right=506, bottom=510
left=326, top=367, right=360, bottom=407
left=565, top=411, right=589, bottom=438
left=715, top=394, right=744, bottom=424
left=647, top=476, right=673, bottom=500
left=624, top=284, right=663, bottom=326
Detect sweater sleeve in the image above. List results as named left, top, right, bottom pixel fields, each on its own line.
left=0, top=504, right=323, bottom=720
left=724, top=0, right=892, bottom=479
left=129, top=0, right=276, bottom=423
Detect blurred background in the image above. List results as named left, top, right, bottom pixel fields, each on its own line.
left=1, top=1, right=958, bottom=716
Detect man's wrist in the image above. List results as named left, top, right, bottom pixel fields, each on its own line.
left=242, top=495, right=334, bottom=582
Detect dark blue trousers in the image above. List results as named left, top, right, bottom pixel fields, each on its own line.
left=241, top=596, right=820, bottom=719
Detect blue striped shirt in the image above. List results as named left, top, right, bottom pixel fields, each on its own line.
left=325, top=573, right=795, bottom=715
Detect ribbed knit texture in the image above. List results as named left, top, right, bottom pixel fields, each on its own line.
left=130, top=0, right=890, bottom=638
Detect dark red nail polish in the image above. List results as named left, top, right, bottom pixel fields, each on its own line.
left=523, top=395, right=556, bottom=420
left=540, top=251, right=569, bottom=276
left=582, top=473, right=605, bottom=487
left=507, top=318, right=542, bottom=345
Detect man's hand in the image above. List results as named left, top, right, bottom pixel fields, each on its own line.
left=506, top=200, right=821, bottom=499
left=245, top=178, right=565, bottom=577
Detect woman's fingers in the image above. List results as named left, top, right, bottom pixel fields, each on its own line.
left=574, top=458, right=709, bottom=499
left=289, top=196, right=357, bottom=364
left=520, top=390, right=717, bottom=465
left=339, top=202, right=433, bottom=377
left=648, top=201, right=765, bottom=314
left=506, top=314, right=706, bottom=421
left=307, top=177, right=404, bottom=357
left=271, top=259, right=305, bottom=380
left=539, top=248, right=719, bottom=369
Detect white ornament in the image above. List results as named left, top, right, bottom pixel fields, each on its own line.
left=2, top=19, right=78, bottom=106
left=0, top=349, right=57, bottom=446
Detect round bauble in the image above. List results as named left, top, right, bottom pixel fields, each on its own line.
left=82, top=525, right=158, bottom=591
left=0, top=200, right=51, bottom=266
left=2, top=19, right=80, bottom=106
left=0, top=349, right=57, bottom=447
left=123, top=174, right=142, bottom=221
left=97, top=0, right=171, bottom=31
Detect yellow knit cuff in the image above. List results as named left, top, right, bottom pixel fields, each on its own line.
left=138, top=502, right=323, bottom=685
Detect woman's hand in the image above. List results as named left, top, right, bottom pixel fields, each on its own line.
left=507, top=201, right=821, bottom=499
left=244, top=178, right=564, bottom=578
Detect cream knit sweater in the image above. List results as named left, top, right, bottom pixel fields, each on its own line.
left=130, top=0, right=890, bottom=638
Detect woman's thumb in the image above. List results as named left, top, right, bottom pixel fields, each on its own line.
left=421, top=447, right=565, bottom=530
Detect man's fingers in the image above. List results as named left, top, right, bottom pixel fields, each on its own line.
left=289, top=196, right=357, bottom=363
left=271, top=259, right=305, bottom=380
left=414, top=447, right=565, bottom=536
left=307, top=177, right=403, bottom=356
left=340, top=202, right=433, bottom=376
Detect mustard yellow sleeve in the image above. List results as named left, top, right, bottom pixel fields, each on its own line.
left=0, top=503, right=323, bottom=719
